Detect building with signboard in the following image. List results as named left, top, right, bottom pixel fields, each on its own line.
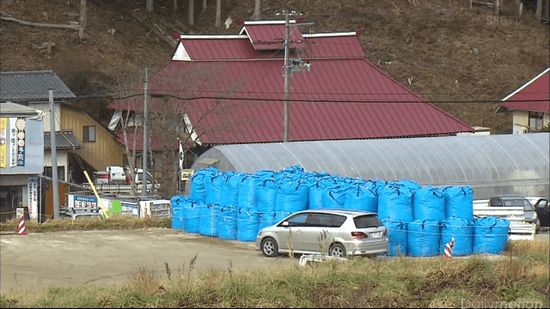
left=0, top=102, right=44, bottom=222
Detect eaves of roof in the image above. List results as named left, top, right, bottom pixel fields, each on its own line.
left=0, top=70, right=76, bottom=101
left=44, top=131, right=82, bottom=150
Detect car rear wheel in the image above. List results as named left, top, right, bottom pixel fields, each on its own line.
left=261, top=237, right=279, bottom=257
left=329, top=243, right=346, bottom=258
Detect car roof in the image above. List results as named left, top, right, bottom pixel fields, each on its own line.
left=492, top=195, right=528, bottom=199
left=296, top=209, right=377, bottom=216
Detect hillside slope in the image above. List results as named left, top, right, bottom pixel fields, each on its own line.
left=1, top=0, right=548, bottom=133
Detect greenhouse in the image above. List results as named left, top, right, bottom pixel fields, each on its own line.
left=191, top=133, right=549, bottom=200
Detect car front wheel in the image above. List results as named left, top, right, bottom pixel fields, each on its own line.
left=329, top=243, right=346, bottom=258
left=261, top=237, right=279, bottom=257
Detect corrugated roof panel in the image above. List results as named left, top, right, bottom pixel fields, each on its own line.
left=0, top=70, right=75, bottom=101
left=500, top=68, right=549, bottom=113
left=44, top=131, right=82, bottom=150
left=141, top=58, right=472, bottom=144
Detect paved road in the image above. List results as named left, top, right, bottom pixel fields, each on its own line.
left=0, top=228, right=295, bottom=292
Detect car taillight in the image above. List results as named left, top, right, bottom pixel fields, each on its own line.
left=351, top=231, right=368, bottom=239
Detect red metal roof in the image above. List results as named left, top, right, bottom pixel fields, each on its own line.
left=176, top=33, right=365, bottom=60
left=500, top=68, right=549, bottom=113
left=241, top=24, right=305, bottom=50
left=111, top=24, right=473, bottom=145
left=127, top=58, right=472, bottom=144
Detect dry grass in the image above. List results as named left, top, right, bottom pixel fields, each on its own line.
left=128, top=264, right=161, bottom=296
left=0, top=214, right=170, bottom=233
left=2, top=251, right=548, bottom=308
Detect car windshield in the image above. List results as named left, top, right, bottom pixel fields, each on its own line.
left=353, top=215, right=382, bottom=228
left=503, top=199, right=534, bottom=211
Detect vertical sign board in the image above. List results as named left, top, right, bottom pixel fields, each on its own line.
left=9, top=118, right=17, bottom=167
left=27, top=177, right=39, bottom=220
left=0, top=118, right=6, bottom=167
left=15, top=117, right=26, bottom=166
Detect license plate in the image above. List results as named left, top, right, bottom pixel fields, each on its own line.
left=372, top=232, right=382, bottom=238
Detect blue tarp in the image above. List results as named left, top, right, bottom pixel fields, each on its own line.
left=275, top=180, right=309, bottom=212
left=237, top=209, right=260, bottom=242
left=408, top=220, right=440, bottom=256
left=442, top=186, right=474, bottom=221
left=383, top=219, right=408, bottom=256
left=344, top=184, right=378, bottom=212
left=256, top=179, right=279, bottom=212
left=473, top=216, right=510, bottom=254
left=440, top=217, right=473, bottom=256
left=217, top=206, right=238, bottom=240
left=413, top=186, right=445, bottom=221
left=378, top=184, right=414, bottom=222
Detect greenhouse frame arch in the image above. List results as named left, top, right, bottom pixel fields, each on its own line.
left=191, top=133, right=549, bottom=199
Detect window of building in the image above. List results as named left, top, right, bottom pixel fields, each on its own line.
left=529, top=112, right=545, bottom=131
left=83, top=125, right=96, bottom=142
left=44, top=166, right=65, bottom=181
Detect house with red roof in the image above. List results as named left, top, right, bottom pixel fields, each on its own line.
left=497, top=68, right=549, bottom=134
left=109, top=20, right=473, bottom=168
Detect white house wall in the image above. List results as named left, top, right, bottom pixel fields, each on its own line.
left=44, top=150, right=68, bottom=180
left=512, top=110, right=529, bottom=134
left=512, top=110, right=550, bottom=134
left=28, top=102, right=61, bottom=132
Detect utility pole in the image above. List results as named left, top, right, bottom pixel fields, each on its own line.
left=49, top=89, right=60, bottom=219
left=141, top=69, right=149, bottom=199
left=283, top=9, right=290, bottom=143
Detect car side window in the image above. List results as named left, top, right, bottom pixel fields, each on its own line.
left=285, top=214, right=308, bottom=227
left=490, top=198, right=502, bottom=207
left=305, top=213, right=334, bottom=227
left=328, top=214, right=347, bottom=227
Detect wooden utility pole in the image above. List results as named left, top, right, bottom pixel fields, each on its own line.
left=49, top=89, right=60, bottom=219
left=283, top=9, right=290, bottom=142
left=142, top=69, right=149, bottom=199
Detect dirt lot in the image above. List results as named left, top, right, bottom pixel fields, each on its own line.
left=0, top=228, right=295, bottom=292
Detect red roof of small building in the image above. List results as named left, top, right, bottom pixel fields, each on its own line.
left=240, top=22, right=306, bottom=50
left=110, top=21, right=473, bottom=145
left=500, top=68, right=549, bottom=113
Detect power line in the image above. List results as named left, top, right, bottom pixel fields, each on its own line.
left=62, top=92, right=550, bottom=105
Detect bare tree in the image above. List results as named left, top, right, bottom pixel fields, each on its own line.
left=189, top=0, right=194, bottom=25
left=202, top=0, right=208, bottom=12
left=110, top=63, right=254, bottom=197
left=251, top=0, right=261, bottom=20
left=146, top=0, right=153, bottom=12
left=215, top=0, right=222, bottom=27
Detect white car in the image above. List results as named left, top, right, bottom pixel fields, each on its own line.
left=256, top=209, right=388, bottom=258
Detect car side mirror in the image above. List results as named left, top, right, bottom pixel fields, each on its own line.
left=282, top=221, right=289, bottom=227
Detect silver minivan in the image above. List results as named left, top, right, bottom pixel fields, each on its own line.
left=255, top=209, right=388, bottom=258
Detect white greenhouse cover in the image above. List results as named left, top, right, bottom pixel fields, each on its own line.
left=192, top=133, right=549, bottom=199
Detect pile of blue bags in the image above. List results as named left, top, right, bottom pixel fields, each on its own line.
left=171, top=165, right=510, bottom=256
